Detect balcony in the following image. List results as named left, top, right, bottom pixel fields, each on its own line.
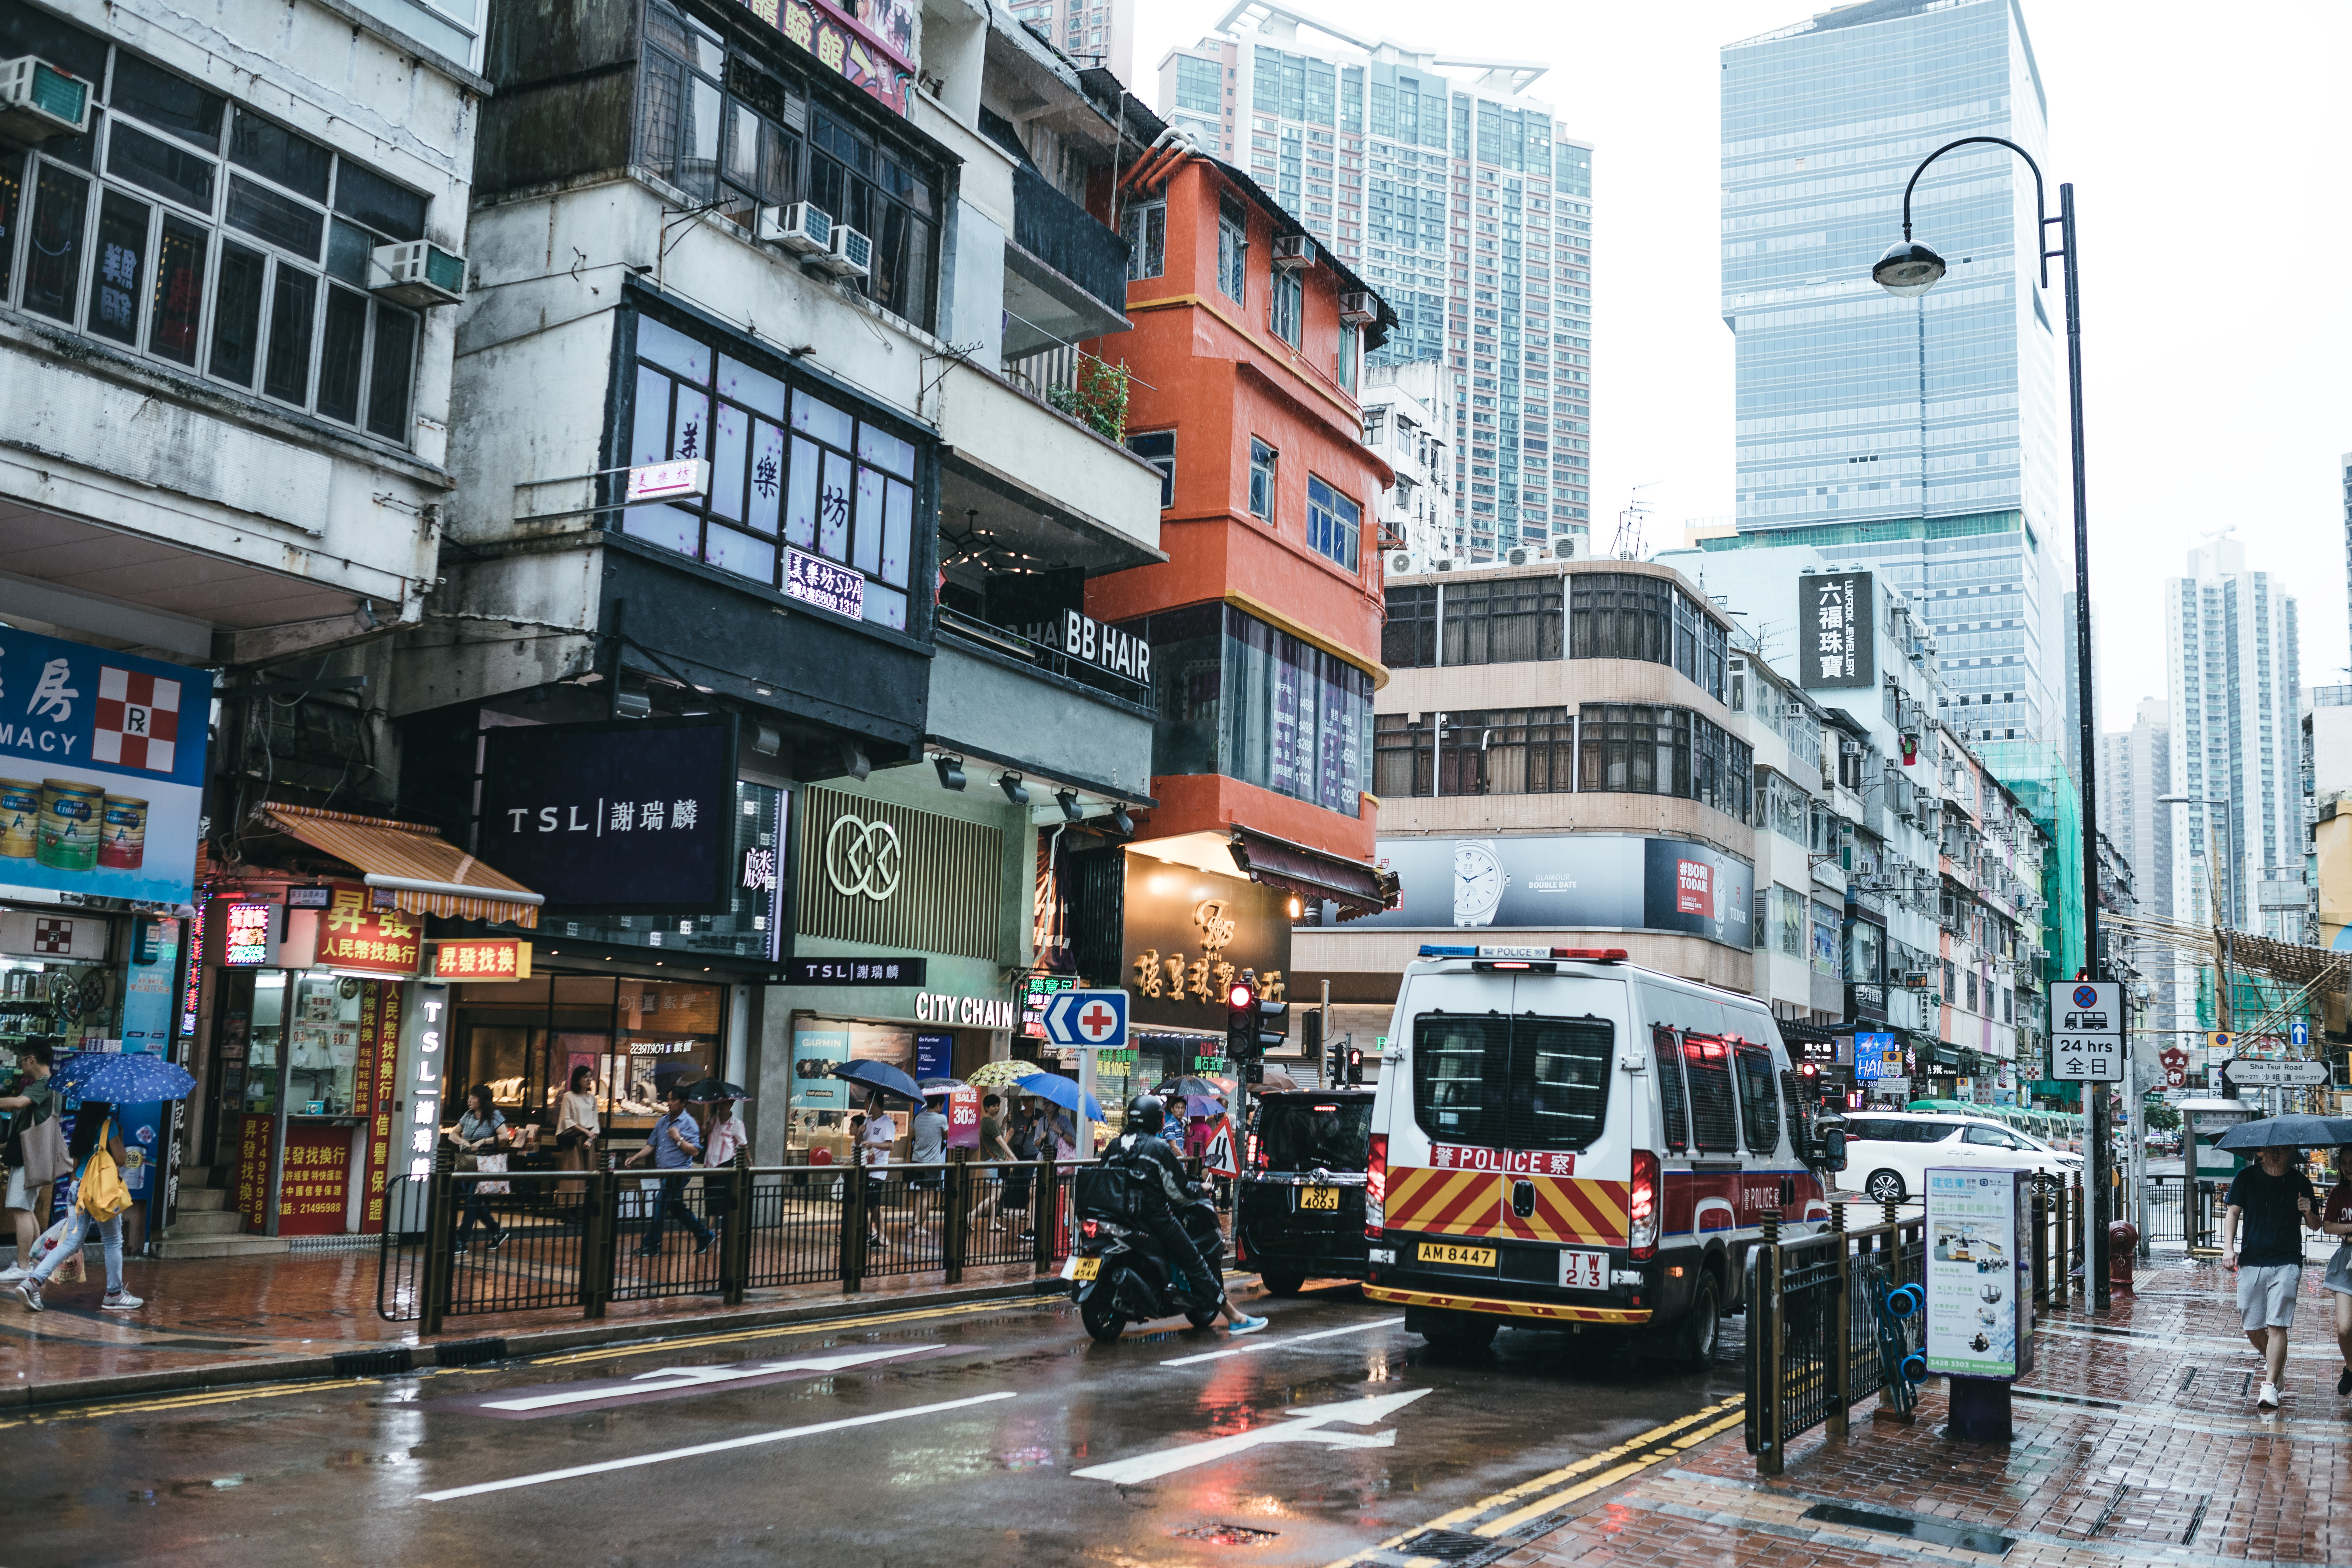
left=1004, top=163, right=1132, bottom=360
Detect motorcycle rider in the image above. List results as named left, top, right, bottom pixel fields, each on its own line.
left=1104, top=1094, right=1269, bottom=1336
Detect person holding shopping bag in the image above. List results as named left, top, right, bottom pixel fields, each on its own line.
left=13, top=1100, right=139, bottom=1314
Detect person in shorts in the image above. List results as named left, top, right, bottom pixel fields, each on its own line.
left=2318, top=1146, right=2352, bottom=1397
left=2222, top=1143, right=2323, bottom=1409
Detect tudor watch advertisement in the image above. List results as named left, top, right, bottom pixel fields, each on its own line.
left=1353, top=834, right=1754, bottom=951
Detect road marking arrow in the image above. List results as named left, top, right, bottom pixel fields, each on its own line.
left=456, top=1346, right=950, bottom=1418
left=1070, top=1388, right=1431, bottom=1484
left=1159, top=1315, right=1405, bottom=1367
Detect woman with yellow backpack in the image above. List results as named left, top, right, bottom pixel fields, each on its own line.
left=12, top=1100, right=139, bottom=1314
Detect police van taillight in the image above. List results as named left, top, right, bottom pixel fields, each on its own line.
left=1364, top=1134, right=1388, bottom=1238
left=1628, top=1149, right=1659, bottom=1260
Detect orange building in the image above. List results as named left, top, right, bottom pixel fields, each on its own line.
left=1074, top=138, right=1400, bottom=990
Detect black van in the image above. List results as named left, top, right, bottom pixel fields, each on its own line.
left=1236, top=1089, right=1376, bottom=1295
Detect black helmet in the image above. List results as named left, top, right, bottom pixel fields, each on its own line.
left=1125, top=1093, right=1166, bottom=1135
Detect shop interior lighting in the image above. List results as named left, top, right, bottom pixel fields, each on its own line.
left=934, top=755, right=967, bottom=791
left=998, top=771, right=1029, bottom=805
left=1055, top=789, right=1083, bottom=822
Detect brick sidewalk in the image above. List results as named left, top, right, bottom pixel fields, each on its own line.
left=0, top=1244, right=1060, bottom=1406
left=1504, top=1250, right=2352, bottom=1567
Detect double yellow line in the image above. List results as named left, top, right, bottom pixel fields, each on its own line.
left=1323, top=1395, right=1746, bottom=1568
left=0, top=1376, right=380, bottom=1429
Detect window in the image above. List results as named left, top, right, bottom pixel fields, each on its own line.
left=1217, top=199, right=1247, bottom=302
left=1735, top=1041, right=1780, bottom=1153
left=1270, top=265, right=1302, bottom=345
left=1338, top=319, right=1358, bottom=390
left=624, top=310, right=923, bottom=630
left=1121, top=199, right=1165, bottom=280
left=1125, top=429, right=1175, bottom=508
left=1363, top=406, right=1386, bottom=444
left=638, top=1, right=936, bottom=329
left=1305, top=475, right=1360, bottom=570
left=1382, top=583, right=1436, bottom=668
left=1248, top=438, right=1277, bottom=520
left=1176, top=54, right=1222, bottom=114
left=1411, top=1011, right=1612, bottom=1150
left=1681, top=1034, right=1740, bottom=1154
left=1964, top=1125, right=2023, bottom=1149
left=1651, top=1027, right=1689, bottom=1153
left=0, top=21, right=425, bottom=443
left=1441, top=576, right=1563, bottom=665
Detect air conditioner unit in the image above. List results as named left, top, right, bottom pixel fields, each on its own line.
left=760, top=201, right=833, bottom=256
left=819, top=225, right=872, bottom=280
left=1387, top=550, right=1416, bottom=575
left=369, top=240, right=467, bottom=308
left=0, top=56, right=92, bottom=144
left=1555, top=536, right=1577, bottom=558
left=1506, top=546, right=1530, bottom=566
left=1433, top=557, right=1455, bottom=571
left=1338, top=289, right=1377, bottom=323
left=1271, top=234, right=1316, bottom=270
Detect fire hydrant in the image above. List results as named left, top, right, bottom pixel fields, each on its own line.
left=2108, top=1220, right=2139, bottom=1293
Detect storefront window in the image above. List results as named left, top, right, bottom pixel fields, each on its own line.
left=445, top=975, right=723, bottom=1139
left=615, top=979, right=721, bottom=1116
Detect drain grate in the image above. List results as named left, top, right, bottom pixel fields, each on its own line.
left=2077, top=1485, right=2216, bottom=1548
left=1173, top=1524, right=1281, bottom=1545
left=1390, top=1528, right=1513, bottom=1565
left=331, top=1348, right=415, bottom=1378
left=433, top=1336, right=508, bottom=1368
left=1801, top=1503, right=2015, bottom=1557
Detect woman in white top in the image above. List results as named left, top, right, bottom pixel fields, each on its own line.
left=554, top=1065, right=599, bottom=1196
left=859, top=1101, right=898, bottom=1248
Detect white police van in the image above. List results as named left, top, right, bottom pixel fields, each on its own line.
left=1363, top=943, right=1830, bottom=1360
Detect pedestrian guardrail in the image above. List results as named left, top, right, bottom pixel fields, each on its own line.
left=376, top=1154, right=1110, bottom=1332
left=2138, top=1173, right=2220, bottom=1252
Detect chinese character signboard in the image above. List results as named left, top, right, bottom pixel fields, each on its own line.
left=316, top=883, right=422, bottom=975
left=277, top=1125, right=354, bottom=1236
left=1924, top=1166, right=2033, bottom=1380
left=734, top=0, right=913, bottom=117
left=430, top=939, right=533, bottom=981
left=1798, top=570, right=1876, bottom=689
left=356, top=981, right=400, bottom=1233
left=1121, top=860, right=1292, bottom=1034
left=787, top=957, right=930, bottom=986
left=234, top=1112, right=274, bottom=1230
left=0, top=623, right=213, bottom=902
left=401, top=986, right=449, bottom=1185
left=785, top=546, right=867, bottom=621
left=478, top=716, right=738, bottom=914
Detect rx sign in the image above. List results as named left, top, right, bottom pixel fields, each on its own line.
left=1044, top=987, right=1128, bottom=1049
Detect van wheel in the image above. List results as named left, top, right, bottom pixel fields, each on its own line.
left=1259, top=1268, right=1306, bottom=1297
left=1080, top=1292, right=1127, bottom=1343
left=1678, top=1272, right=1724, bottom=1370
left=1863, top=1169, right=1906, bottom=1205
left=1420, top=1312, right=1498, bottom=1351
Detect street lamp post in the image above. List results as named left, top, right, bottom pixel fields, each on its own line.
left=1872, top=137, right=2111, bottom=1309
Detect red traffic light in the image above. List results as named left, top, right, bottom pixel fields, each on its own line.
left=1227, top=982, right=1255, bottom=1010
left=1799, top=1062, right=1819, bottom=1078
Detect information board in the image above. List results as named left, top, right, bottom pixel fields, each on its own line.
left=1924, top=1166, right=2033, bottom=1380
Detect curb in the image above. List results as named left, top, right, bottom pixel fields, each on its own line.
left=1, top=1275, right=1072, bottom=1416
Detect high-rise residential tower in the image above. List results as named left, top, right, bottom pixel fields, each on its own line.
left=1159, top=3, right=1594, bottom=560
left=1003, top=0, right=1134, bottom=82
left=2165, top=538, right=2302, bottom=951
left=1715, top=0, right=2071, bottom=754
left=2100, top=697, right=2175, bottom=1038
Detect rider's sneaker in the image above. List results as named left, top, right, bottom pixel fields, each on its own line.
left=1227, top=1314, right=1270, bottom=1336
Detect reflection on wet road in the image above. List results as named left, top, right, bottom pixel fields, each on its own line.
left=12, top=1285, right=1739, bottom=1567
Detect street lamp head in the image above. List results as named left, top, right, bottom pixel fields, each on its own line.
left=1873, top=239, right=1946, bottom=298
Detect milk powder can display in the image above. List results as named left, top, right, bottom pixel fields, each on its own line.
left=97, top=796, right=148, bottom=870
left=0, top=780, right=37, bottom=859
left=35, top=780, right=106, bottom=873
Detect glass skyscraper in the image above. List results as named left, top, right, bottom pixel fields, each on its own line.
left=1160, top=7, right=1593, bottom=560
left=1713, top=0, right=2070, bottom=751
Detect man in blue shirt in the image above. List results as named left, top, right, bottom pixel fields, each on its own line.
left=626, top=1085, right=714, bottom=1256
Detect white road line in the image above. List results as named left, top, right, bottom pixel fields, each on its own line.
left=1159, top=1315, right=1406, bottom=1368
left=419, top=1392, right=1017, bottom=1500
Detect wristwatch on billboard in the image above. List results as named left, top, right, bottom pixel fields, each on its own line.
left=1452, top=840, right=1505, bottom=928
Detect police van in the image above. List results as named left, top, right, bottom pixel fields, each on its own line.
left=1363, top=943, right=1830, bottom=1360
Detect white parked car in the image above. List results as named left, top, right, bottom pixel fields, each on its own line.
left=1834, top=1112, right=2081, bottom=1205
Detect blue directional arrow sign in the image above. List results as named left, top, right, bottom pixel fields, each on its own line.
left=2291, top=1021, right=2310, bottom=1048
left=1045, top=988, right=1128, bottom=1049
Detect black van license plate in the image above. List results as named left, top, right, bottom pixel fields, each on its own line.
left=1298, top=1185, right=1340, bottom=1211
left=1417, top=1241, right=1496, bottom=1269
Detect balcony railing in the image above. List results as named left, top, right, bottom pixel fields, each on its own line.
left=939, top=605, right=1153, bottom=710
left=1012, top=163, right=1130, bottom=320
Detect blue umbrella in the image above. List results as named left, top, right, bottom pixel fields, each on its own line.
left=55, top=1052, right=195, bottom=1103
left=1015, top=1070, right=1104, bottom=1122
left=2214, top=1115, right=2352, bottom=1150
left=829, top=1058, right=925, bottom=1106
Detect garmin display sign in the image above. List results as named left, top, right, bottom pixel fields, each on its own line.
left=477, top=716, right=738, bottom=915
left=1347, top=834, right=1754, bottom=951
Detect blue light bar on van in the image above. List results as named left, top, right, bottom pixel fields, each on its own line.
left=1416, top=944, right=1628, bottom=962
left=1417, top=945, right=1480, bottom=957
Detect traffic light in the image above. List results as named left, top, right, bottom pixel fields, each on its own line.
left=1300, top=1009, right=1323, bottom=1065
left=1328, top=1031, right=1346, bottom=1087
left=1255, top=995, right=1289, bottom=1055
left=1346, top=1046, right=1365, bottom=1085
left=1225, top=975, right=1256, bottom=1062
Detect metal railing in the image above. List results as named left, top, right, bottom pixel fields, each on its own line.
left=378, top=1156, right=1088, bottom=1332
left=2138, top=1172, right=2221, bottom=1252
left=1746, top=1204, right=1925, bottom=1474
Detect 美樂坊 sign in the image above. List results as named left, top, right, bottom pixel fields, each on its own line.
left=1121, top=860, right=1292, bottom=1032
left=1799, top=571, right=1875, bottom=690
left=1348, top=835, right=1754, bottom=952
left=0, top=624, right=212, bottom=903
left=477, top=716, right=738, bottom=913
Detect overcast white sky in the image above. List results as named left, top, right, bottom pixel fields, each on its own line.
left=1128, top=0, right=2352, bottom=730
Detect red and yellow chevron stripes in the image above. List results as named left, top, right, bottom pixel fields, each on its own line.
left=1384, top=1166, right=1499, bottom=1237
left=1496, top=1176, right=1629, bottom=1248
left=1385, top=1166, right=1631, bottom=1246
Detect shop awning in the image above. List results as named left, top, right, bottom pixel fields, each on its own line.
left=1227, top=826, right=1399, bottom=921
left=261, top=803, right=544, bottom=928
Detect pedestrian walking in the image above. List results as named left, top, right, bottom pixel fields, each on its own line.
left=554, top=1065, right=599, bottom=1201
left=859, top=1099, right=898, bottom=1248
left=975, top=1093, right=1017, bottom=1231
left=701, top=1092, right=744, bottom=1241
left=2318, top=1144, right=2352, bottom=1397
left=0, top=1042, right=61, bottom=1284
left=451, top=1086, right=511, bottom=1256
left=625, top=1085, right=714, bottom=1257
left=12, top=1100, right=139, bottom=1313
left=2221, top=1142, right=2324, bottom=1409
left=910, top=1094, right=948, bottom=1239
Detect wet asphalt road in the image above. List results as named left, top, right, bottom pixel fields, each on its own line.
left=8, top=1286, right=1739, bottom=1567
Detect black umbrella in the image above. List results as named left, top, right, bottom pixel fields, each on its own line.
left=2213, top=1114, right=2352, bottom=1151
left=830, top=1058, right=925, bottom=1106
left=681, top=1079, right=753, bottom=1103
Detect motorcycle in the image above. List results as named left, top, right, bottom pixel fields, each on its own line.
left=1063, top=1170, right=1228, bottom=1342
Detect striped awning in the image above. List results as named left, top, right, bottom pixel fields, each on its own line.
left=261, top=803, right=544, bottom=928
